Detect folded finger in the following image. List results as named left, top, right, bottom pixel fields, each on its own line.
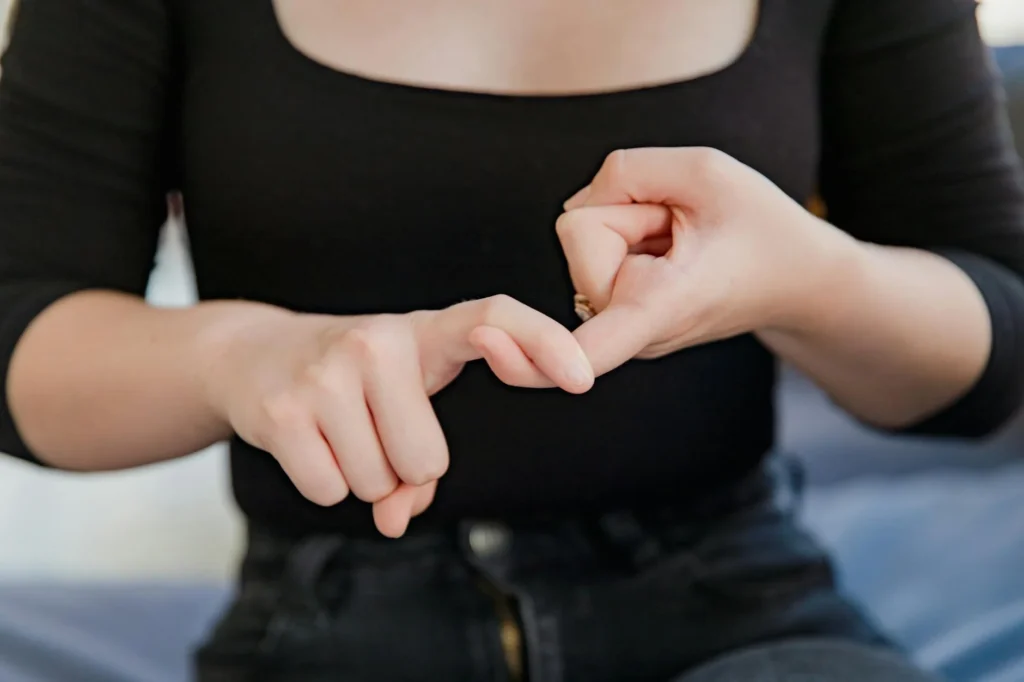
left=574, top=147, right=728, bottom=208
left=372, top=483, right=420, bottom=538
left=266, top=417, right=350, bottom=508
left=361, top=339, right=449, bottom=487
left=411, top=480, right=437, bottom=517
left=432, top=296, right=594, bottom=393
left=314, top=376, right=398, bottom=503
left=557, top=203, right=673, bottom=310
left=469, top=324, right=557, bottom=390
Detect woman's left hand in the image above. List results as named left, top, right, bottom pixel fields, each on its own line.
left=558, top=146, right=857, bottom=376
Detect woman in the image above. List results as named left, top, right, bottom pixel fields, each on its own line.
left=1, top=0, right=1022, bottom=679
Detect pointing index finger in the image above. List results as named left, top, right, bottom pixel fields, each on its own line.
left=425, top=296, right=594, bottom=392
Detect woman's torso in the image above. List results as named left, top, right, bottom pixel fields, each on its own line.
left=173, top=0, right=832, bottom=534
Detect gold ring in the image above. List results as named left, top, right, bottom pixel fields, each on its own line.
left=573, top=293, right=596, bottom=322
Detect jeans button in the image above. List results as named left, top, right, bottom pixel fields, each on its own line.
left=467, top=522, right=511, bottom=559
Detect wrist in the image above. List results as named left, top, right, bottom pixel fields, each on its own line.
left=764, top=214, right=868, bottom=336
left=192, top=300, right=296, bottom=426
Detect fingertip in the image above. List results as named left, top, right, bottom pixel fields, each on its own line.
left=374, top=483, right=437, bottom=537
left=561, top=351, right=595, bottom=394
left=377, top=521, right=408, bottom=540
left=373, top=503, right=410, bottom=539
left=564, top=373, right=595, bottom=394
left=476, top=323, right=594, bottom=393
left=373, top=485, right=417, bottom=538
left=411, top=481, right=438, bottom=517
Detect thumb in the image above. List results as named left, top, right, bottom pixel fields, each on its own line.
left=372, top=483, right=421, bottom=538
left=572, top=301, right=655, bottom=377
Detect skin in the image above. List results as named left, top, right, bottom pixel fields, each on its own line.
left=7, top=0, right=992, bottom=536
left=559, top=148, right=990, bottom=429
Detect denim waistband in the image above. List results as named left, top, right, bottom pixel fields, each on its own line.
left=240, top=456, right=803, bottom=587
left=199, top=456, right=890, bottom=682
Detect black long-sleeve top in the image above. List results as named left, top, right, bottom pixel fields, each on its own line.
left=1, top=0, right=1023, bottom=535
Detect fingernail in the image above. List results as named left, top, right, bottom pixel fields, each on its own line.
left=568, top=347, right=594, bottom=387
left=565, top=365, right=587, bottom=387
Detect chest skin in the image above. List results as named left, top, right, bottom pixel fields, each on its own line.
left=269, top=0, right=760, bottom=96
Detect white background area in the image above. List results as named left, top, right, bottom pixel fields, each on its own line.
left=0, top=2, right=1022, bottom=583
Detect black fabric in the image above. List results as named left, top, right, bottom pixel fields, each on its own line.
left=1, top=0, right=1023, bottom=535
left=675, top=640, right=938, bottom=682
left=195, top=464, right=912, bottom=682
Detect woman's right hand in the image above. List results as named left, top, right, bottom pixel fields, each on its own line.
left=202, top=295, right=594, bottom=538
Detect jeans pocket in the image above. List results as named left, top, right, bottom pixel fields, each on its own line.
left=193, top=582, right=286, bottom=675
left=195, top=537, right=351, bottom=674
left=195, top=540, right=501, bottom=682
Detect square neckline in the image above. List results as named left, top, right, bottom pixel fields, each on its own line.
left=261, top=0, right=771, bottom=104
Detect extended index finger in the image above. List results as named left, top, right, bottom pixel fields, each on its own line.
left=429, top=296, right=594, bottom=393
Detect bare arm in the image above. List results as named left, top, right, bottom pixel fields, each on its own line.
left=7, top=292, right=287, bottom=469
left=757, top=233, right=994, bottom=430
left=799, top=0, right=1024, bottom=435
left=0, top=0, right=212, bottom=466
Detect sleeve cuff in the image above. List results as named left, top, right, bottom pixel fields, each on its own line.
left=0, top=281, right=87, bottom=463
left=901, top=249, right=1024, bottom=438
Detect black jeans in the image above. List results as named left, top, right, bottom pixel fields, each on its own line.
left=194, top=461, right=938, bottom=682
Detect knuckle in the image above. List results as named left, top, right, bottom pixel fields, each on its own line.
left=596, top=148, right=639, bottom=201
left=480, top=293, right=516, bottom=325
left=603, top=148, right=630, bottom=186
left=400, top=456, right=449, bottom=487
left=304, top=482, right=348, bottom=507
left=301, top=358, right=344, bottom=391
left=276, top=450, right=349, bottom=507
left=690, top=147, right=731, bottom=182
left=342, top=322, right=403, bottom=365
left=423, top=453, right=451, bottom=482
left=486, top=293, right=515, bottom=308
left=357, top=479, right=399, bottom=504
left=402, top=467, right=443, bottom=488
left=259, top=391, right=306, bottom=430
left=555, top=211, right=584, bottom=239
left=342, top=327, right=378, bottom=358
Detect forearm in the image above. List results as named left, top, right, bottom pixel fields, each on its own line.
left=6, top=290, right=292, bottom=470
left=758, top=228, right=992, bottom=430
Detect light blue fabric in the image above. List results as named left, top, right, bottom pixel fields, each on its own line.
left=0, top=583, right=227, bottom=682
left=802, top=464, right=1024, bottom=682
